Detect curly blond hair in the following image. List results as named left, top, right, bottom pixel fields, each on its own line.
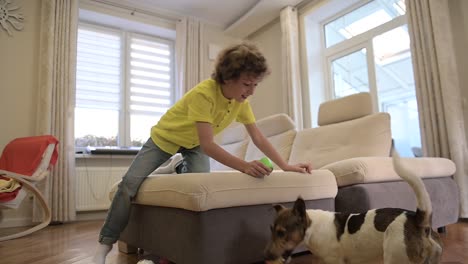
left=211, top=42, right=270, bottom=84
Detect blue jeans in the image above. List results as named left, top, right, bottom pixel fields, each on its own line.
left=99, top=138, right=210, bottom=245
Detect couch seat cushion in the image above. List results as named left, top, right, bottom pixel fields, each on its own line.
left=109, top=170, right=337, bottom=212
left=322, top=157, right=456, bottom=187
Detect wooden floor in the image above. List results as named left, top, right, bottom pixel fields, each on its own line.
left=0, top=220, right=467, bottom=264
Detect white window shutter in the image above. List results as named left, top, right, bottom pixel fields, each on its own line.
left=129, top=34, right=173, bottom=116
left=76, top=26, right=121, bottom=110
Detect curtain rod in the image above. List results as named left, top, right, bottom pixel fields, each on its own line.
left=89, top=0, right=182, bottom=22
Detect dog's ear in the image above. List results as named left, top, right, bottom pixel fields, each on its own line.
left=273, top=204, right=286, bottom=214
left=293, top=197, right=307, bottom=219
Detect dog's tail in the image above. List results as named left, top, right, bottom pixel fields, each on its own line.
left=392, top=148, right=432, bottom=228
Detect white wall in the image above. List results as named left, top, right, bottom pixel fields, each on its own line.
left=200, top=24, right=240, bottom=80
left=0, top=0, right=41, bottom=151
left=0, top=0, right=42, bottom=227
left=248, top=21, right=287, bottom=120
left=200, top=22, right=286, bottom=121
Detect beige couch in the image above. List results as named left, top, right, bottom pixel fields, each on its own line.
left=111, top=92, right=458, bottom=264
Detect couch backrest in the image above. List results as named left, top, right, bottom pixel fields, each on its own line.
left=289, top=92, right=392, bottom=168
left=210, top=113, right=297, bottom=171
left=244, top=114, right=296, bottom=169
left=318, top=92, right=373, bottom=126
left=210, top=123, right=250, bottom=171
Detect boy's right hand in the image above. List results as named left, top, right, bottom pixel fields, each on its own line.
left=243, top=160, right=273, bottom=178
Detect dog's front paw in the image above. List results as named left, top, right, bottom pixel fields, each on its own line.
left=136, top=260, right=155, bottom=264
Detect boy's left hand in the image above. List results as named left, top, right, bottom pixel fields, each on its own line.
left=283, top=163, right=312, bottom=174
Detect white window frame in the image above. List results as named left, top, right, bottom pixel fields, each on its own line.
left=321, top=12, right=408, bottom=111
left=75, top=22, right=175, bottom=148
left=324, top=41, right=379, bottom=112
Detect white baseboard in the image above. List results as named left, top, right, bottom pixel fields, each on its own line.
left=0, top=211, right=107, bottom=229
left=76, top=210, right=107, bottom=221
left=0, top=217, right=33, bottom=228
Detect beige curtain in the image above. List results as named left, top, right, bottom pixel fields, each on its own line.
left=280, top=6, right=304, bottom=130
left=35, top=0, right=77, bottom=222
left=407, top=0, right=468, bottom=218
left=175, top=17, right=203, bottom=97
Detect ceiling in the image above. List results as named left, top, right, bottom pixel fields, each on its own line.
left=134, top=0, right=260, bottom=29
left=104, top=0, right=306, bottom=37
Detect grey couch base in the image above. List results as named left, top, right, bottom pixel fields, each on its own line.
left=119, top=198, right=334, bottom=264
left=335, top=177, right=459, bottom=229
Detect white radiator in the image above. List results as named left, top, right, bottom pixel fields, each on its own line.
left=75, top=167, right=128, bottom=211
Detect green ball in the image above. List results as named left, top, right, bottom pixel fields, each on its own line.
left=260, top=157, right=273, bottom=170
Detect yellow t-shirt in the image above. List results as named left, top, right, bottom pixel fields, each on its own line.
left=151, top=79, right=256, bottom=154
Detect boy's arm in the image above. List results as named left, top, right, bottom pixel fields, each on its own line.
left=244, top=123, right=312, bottom=173
left=196, top=122, right=271, bottom=178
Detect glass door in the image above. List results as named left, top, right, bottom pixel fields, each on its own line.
left=329, top=47, right=372, bottom=98
left=373, top=25, right=421, bottom=157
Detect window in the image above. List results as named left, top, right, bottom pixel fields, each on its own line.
left=324, top=0, right=406, bottom=48
left=75, top=23, right=175, bottom=149
left=316, top=0, right=419, bottom=157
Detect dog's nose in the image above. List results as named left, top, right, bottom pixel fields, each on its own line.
left=282, top=249, right=293, bottom=259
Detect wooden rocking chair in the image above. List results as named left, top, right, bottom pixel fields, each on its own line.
left=0, top=135, right=59, bottom=241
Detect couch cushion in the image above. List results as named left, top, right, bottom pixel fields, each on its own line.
left=109, top=170, right=337, bottom=212
left=322, top=157, right=456, bottom=187
left=210, top=139, right=249, bottom=171
left=244, top=130, right=296, bottom=169
left=318, top=92, right=373, bottom=126
left=214, top=113, right=297, bottom=170
left=244, top=113, right=296, bottom=169
left=210, top=122, right=249, bottom=171
left=289, top=113, right=392, bottom=169
left=214, top=122, right=248, bottom=145
left=254, top=113, right=296, bottom=137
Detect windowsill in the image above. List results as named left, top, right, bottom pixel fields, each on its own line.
left=75, top=146, right=141, bottom=159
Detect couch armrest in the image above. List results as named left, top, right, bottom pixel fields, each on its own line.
left=321, top=157, right=456, bottom=187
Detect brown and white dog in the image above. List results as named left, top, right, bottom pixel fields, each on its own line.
left=264, top=150, right=443, bottom=264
